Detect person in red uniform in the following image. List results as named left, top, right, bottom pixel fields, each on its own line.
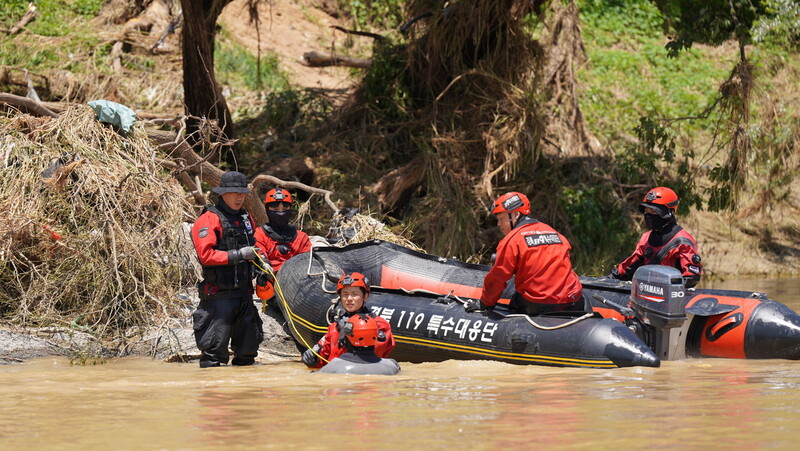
left=191, top=171, right=264, bottom=368
left=254, top=188, right=312, bottom=273
left=315, top=314, right=401, bottom=375
left=609, top=187, right=702, bottom=288
left=301, top=272, right=396, bottom=369
left=467, top=192, right=585, bottom=315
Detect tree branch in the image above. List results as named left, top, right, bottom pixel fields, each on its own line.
left=0, top=92, right=58, bottom=118
left=251, top=174, right=339, bottom=215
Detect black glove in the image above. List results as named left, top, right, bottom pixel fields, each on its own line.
left=607, top=268, right=621, bottom=279
left=301, top=345, right=320, bottom=367
left=464, top=299, right=488, bottom=312
left=229, top=246, right=258, bottom=263
left=377, top=330, right=386, bottom=342
left=256, top=271, right=274, bottom=286
left=239, top=246, right=257, bottom=261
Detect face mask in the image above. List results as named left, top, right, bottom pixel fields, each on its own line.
left=644, top=213, right=668, bottom=230
left=267, top=210, right=291, bottom=227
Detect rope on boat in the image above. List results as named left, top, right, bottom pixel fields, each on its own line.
left=305, top=246, right=338, bottom=294
left=253, top=251, right=330, bottom=363
left=501, top=312, right=596, bottom=330
left=436, top=289, right=596, bottom=331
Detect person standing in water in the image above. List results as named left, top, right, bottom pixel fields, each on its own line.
left=609, top=187, right=702, bottom=287
left=315, top=314, right=401, bottom=375
left=191, top=171, right=264, bottom=368
left=301, top=273, right=395, bottom=369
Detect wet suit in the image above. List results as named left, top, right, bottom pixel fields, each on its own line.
left=480, top=216, right=585, bottom=314
left=191, top=200, right=264, bottom=367
left=613, top=220, right=701, bottom=288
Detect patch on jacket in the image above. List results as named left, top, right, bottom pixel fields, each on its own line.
left=524, top=233, right=562, bottom=247
left=198, top=227, right=209, bottom=238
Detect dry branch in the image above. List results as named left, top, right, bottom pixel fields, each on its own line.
left=7, top=3, right=37, bottom=35
left=0, top=92, right=58, bottom=118
left=302, top=51, right=371, bottom=69
left=370, top=155, right=426, bottom=214
left=147, top=129, right=267, bottom=224
left=251, top=174, right=339, bottom=215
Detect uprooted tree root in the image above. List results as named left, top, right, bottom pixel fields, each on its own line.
left=0, top=106, right=196, bottom=346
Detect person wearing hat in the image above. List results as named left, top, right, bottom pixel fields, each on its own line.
left=466, top=192, right=586, bottom=315
left=191, top=171, right=265, bottom=368
left=301, top=272, right=396, bottom=369
left=609, top=187, right=702, bottom=287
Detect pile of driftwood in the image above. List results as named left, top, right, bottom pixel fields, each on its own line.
left=0, top=92, right=421, bottom=342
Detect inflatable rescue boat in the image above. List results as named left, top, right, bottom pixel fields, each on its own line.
left=274, top=241, right=800, bottom=368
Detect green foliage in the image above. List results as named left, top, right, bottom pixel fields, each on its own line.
left=69, top=0, right=104, bottom=16
left=215, top=38, right=290, bottom=92
left=580, top=0, right=663, bottom=45
left=340, top=0, right=405, bottom=31
left=751, top=0, right=800, bottom=50
left=360, top=41, right=410, bottom=125
left=561, top=186, right=637, bottom=274
left=615, top=117, right=702, bottom=214
left=655, top=0, right=768, bottom=56
left=0, top=0, right=29, bottom=25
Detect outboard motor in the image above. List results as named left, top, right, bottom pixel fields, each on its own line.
left=631, top=265, right=689, bottom=360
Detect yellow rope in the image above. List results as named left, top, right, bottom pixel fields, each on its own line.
left=251, top=250, right=330, bottom=363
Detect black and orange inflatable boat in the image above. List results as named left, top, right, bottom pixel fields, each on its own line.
left=275, top=240, right=800, bottom=369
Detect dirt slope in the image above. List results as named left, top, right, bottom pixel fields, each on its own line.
left=219, top=0, right=358, bottom=90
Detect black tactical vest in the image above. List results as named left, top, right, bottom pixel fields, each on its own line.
left=201, top=205, right=256, bottom=291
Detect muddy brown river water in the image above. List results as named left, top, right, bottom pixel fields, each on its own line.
left=2, top=277, right=799, bottom=449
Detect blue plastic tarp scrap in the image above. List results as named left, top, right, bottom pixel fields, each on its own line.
left=87, top=99, right=137, bottom=134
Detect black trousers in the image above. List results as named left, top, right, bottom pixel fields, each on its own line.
left=509, top=292, right=590, bottom=315
left=192, top=295, right=264, bottom=366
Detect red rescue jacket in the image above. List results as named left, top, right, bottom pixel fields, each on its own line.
left=309, top=312, right=395, bottom=369
left=616, top=223, right=701, bottom=287
left=480, top=217, right=582, bottom=307
left=254, top=224, right=312, bottom=272
left=192, top=203, right=259, bottom=296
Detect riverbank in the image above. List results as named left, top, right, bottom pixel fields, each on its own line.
left=0, top=292, right=299, bottom=365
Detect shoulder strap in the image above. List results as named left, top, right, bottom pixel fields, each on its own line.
left=648, top=236, right=696, bottom=265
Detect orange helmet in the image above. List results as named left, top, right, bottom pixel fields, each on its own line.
left=343, top=314, right=378, bottom=347
left=264, top=188, right=292, bottom=205
left=491, top=192, right=531, bottom=215
left=639, top=187, right=679, bottom=218
left=337, top=272, right=370, bottom=294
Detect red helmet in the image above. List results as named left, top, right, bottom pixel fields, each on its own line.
left=337, top=272, right=370, bottom=294
left=491, top=192, right=531, bottom=215
left=343, top=314, right=378, bottom=347
left=265, top=188, right=293, bottom=205
left=639, top=187, right=679, bottom=218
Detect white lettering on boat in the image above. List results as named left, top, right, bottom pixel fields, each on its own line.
left=376, top=308, right=499, bottom=343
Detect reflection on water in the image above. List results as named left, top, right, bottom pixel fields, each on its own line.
left=2, top=278, right=800, bottom=449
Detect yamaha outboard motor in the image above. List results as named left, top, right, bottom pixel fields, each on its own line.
left=631, top=265, right=689, bottom=360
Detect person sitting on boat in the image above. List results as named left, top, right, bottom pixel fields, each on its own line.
left=253, top=188, right=312, bottom=301
left=301, top=272, right=396, bottom=369
left=467, top=192, right=586, bottom=315
left=191, top=171, right=265, bottom=368
left=609, top=187, right=702, bottom=288
left=315, top=314, right=401, bottom=375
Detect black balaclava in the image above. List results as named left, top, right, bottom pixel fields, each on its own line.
left=266, top=207, right=292, bottom=227
left=644, top=212, right=671, bottom=230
